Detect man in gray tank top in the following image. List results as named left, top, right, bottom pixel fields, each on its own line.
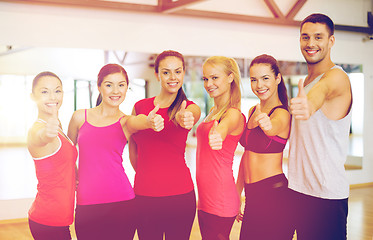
left=289, top=13, right=352, bottom=240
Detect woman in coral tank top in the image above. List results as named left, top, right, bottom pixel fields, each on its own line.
left=27, top=71, right=77, bottom=240
left=196, top=56, right=245, bottom=240
left=68, top=64, right=163, bottom=240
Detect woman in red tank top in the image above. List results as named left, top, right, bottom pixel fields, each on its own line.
left=27, top=72, right=77, bottom=240
left=129, top=50, right=201, bottom=240
left=196, top=56, right=245, bottom=240
left=236, top=54, right=294, bottom=239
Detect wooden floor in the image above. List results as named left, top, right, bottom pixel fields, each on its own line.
left=0, top=185, right=372, bottom=240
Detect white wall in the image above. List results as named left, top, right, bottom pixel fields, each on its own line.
left=0, top=0, right=372, bottom=219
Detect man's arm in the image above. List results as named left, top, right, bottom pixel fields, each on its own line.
left=290, top=68, right=351, bottom=120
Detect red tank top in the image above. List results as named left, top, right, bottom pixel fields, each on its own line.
left=132, top=97, right=194, bottom=197
left=240, top=105, right=288, bottom=153
left=28, top=133, right=77, bottom=226
left=196, top=117, right=244, bottom=217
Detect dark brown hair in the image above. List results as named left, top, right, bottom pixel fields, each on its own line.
left=96, top=64, right=129, bottom=106
left=250, top=54, right=288, bottom=109
left=155, top=50, right=188, bottom=123
left=32, top=71, right=62, bottom=93
left=301, top=13, right=335, bottom=36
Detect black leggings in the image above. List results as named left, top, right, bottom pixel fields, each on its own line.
left=74, top=199, right=136, bottom=240
left=240, top=174, right=294, bottom=240
left=198, top=210, right=235, bottom=240
left=28, top=219, right=71, bottom=240
left=136, top=190, right=196, bottom=240
left=289, top=189, right=348, bottom=240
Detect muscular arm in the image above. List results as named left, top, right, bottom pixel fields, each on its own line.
left=291, top=68, right=351, bottom=120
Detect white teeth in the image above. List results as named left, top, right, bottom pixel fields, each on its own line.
left=258, top=90, right=267, bottom=94
left=46, top=103, right=57, bottom=106
left=168, top=83, right=177, bottom=86
left=307, top=50, right=318, bottom=54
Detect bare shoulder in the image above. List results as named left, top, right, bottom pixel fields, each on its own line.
left=71, top=109, right=86, bottom=123
left=270, top=107, right=291, bottom=122
left=248, top=106, right=255, bottom=115
left=322, top=67, right=351, bottom=92
left=226, top=107, right=242, bottom=117
left=224, top=108, right=245, bottom=124
left=321, top=67, right=352, bottom=118
left=187, top=102, right=201, bottom=110
left=120, top=114, right=130, bottom=127
left=186, top=102, right=202, bottom=119
left=68, top=109, right=86, bottom=132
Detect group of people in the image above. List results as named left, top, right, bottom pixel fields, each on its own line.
left=27, top=13, right=352, bottom=240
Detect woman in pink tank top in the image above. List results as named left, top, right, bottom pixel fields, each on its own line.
left=27, top=72, right=77, bottom=240
left=236, top=54, right=294, bottom=239
left=196, top=56, right=245, bottom=240
left=67, top=64, right=164, bottom=240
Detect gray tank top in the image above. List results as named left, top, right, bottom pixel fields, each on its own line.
left=288, top=65, right=352, bottom=199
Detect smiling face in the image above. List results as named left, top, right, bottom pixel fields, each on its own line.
left=249, top=63, right=280, bottom=102
left=98, top=72, right=128, bottom=107
left=300, top=22, right=335, bottom=65
left=203, top=63, right=233, bottom=100
left=32, top=75, right=63, bottom=116
left=156, top=56, right=185, bottom=95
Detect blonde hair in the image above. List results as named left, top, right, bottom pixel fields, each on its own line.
left=203, top=56, right=241, bottom=121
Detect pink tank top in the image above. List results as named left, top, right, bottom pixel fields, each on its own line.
left=76, top=110, right=135, bottom=205
left=196, top=119, right=244, bottom=217
left=29, top=133, right=77, bottom=226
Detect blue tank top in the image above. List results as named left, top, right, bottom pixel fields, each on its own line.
left=240, top=105, right=288, bottom=153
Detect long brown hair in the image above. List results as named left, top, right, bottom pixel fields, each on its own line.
left=96, top=64, right=129, bottom=106
left=155, top=50, right=188, bottom=123
left=250, top=54, right=288, bottom=109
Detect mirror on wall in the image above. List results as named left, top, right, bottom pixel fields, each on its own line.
left=0, top=46, right=364, bottom=202
left=181, top=56, right=364, bottom=170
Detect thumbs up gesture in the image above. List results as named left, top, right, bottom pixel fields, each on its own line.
left=290, top=79, right=310, bottom=120
left=176, top=100, right=194, bottom=130
left=147, top=105, right=164, bottom=132
left=44, top=106, right=60, bottom=139
left=209, top=121, right=222, bottom=150
left=254, top=104, right=272, bottom=131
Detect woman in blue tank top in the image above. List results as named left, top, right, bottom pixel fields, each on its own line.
left=236, top=54, right=295, bottom=239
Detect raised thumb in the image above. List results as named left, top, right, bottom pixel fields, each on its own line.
left=210, top=120, right=218, bottom=134
left=149, top=104, right=160, bottom=117
left=297, top=78, right=306, bottom=97
left=179, top=100, right=187, bottom=112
